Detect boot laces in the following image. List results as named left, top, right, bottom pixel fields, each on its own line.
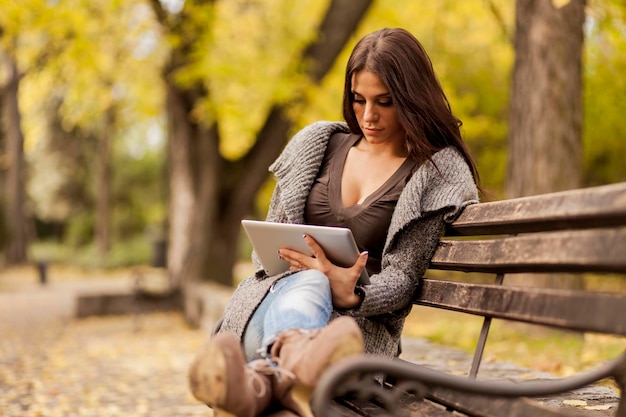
left=244, top=367, right=269, bottom=399
left=249, top=359, right=296, bottom=387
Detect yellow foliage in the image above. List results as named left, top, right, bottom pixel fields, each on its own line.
left=5, top=0, right=626, bottom=212
left=11, top=1, right=165, bottom=152
left=209, top=0, right=330, bottom=159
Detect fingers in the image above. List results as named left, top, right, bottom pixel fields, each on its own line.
left=280, top=235, right=363, bottom=275
left=356, top=251, right=368, bottom=268
left=278, top=234, right=327, bottom=271
left=302, top=234, right=327, bottom=261
left=347, top=251, right=368, bottom=282
left=279, top=247, right=311, bottom=270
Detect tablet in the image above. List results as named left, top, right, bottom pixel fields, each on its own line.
left=241, top=220, right=370, bottom=285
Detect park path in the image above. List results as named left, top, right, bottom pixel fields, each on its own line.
left=0, top=269, right=213, bottom=417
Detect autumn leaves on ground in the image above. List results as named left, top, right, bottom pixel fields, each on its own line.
left=1, top=267, right=624, bottom=416
left=1, top=313, right=208, bottom=417
left=0, top=267, right=213, bottom=417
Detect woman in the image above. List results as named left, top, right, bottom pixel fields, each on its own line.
left=189, top=27, right=480, bottom=417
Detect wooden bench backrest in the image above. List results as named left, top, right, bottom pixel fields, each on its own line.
left=416, top=182, right=626, bottom=374
left=311, top=183, right=626, bottom=417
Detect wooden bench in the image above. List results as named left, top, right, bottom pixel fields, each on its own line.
left=311, top=182, right=626, bottom=417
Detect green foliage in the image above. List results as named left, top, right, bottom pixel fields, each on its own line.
left=63, top=212, right=94, bottom=247
left=112, top=121, right=167, bottom=240
left=31, top=234, right=151, bottom=269
left=583, top=0, right=626, bottom=186
left=102, top=234, right=152, bottom=268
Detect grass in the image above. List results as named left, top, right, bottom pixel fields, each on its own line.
left=403, top=307, right=626, bottom=378
left=29, top=236, right=152, bottom=269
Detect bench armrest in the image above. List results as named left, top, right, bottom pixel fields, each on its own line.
left=311, top=352, right=626, bottom=417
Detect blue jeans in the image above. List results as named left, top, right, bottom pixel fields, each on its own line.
left=242, top=270, right=333, bottom=361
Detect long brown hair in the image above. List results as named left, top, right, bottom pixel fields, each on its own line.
left=343, top=28, right=481, bottom=186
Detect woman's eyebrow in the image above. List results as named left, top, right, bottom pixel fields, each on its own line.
left=351, top=90, right=391, bottom=98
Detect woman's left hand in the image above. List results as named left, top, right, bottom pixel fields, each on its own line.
left=278, top=234, right=368, bottom=309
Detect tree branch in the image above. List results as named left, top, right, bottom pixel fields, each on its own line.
left=485, top=0, right=514, bottom=45
left=227, top=0, right=374, bottom=215
left=148, top=0, right=169, bottom=27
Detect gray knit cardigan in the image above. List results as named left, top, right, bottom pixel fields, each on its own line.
left=219, top=121, right=478, bottom=359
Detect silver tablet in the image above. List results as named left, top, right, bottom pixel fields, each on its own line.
left=241, top=220, right=370, bottom=285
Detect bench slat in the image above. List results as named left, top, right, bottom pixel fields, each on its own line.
left=327, top=401, right=367, bottom=416
left=430, top=229, right=626, bottom=274
left=328, top=382, right=604, bottom=416
left=416, top=279, right=626, bottom=336
left=449, top=182, right=626, bottom=236
left=429, top=388, right=589, bottom=417
left=336, top=395, right=459, bottom=416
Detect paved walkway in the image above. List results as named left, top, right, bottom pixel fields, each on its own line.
left=0, top=268, right=619, bottom=416
left=0, top=269, right=214, bottom=417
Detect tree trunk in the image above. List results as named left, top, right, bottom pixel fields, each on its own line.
left=0, top=64, right=5, bottom=253
left=165, top=79, right=222, bottom=287
left=506, top=0, right=585, bottom=198
left=158, top=0, right=373, bottom=288
left=506, top=0, right=586, bottom=295
left=206, top=0, right=374, bottom=286
left=95, top=106, right=114, bottom=259
left=0, top=50, right=28, bottom=264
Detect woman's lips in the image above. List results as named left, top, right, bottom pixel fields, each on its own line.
left=363, top=127, right=381, bottom=135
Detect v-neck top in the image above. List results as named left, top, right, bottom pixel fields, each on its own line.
left=304, top=132, right=418, bottom=274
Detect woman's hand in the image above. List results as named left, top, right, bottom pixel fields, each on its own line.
left=278, top=234, right=368, bottom=309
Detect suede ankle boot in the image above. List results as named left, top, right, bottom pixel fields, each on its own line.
left=188, top=332, right=274, bottom=417
left=268, top=316, right=365, bottom=416
left=270, top=316, right=365, bottom=388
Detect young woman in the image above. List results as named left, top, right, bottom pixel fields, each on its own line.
left=189, top=27, right=480, bottom=417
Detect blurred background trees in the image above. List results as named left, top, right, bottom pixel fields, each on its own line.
left=0, top=0, right=625, bottom=287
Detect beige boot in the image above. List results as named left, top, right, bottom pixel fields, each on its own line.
left=269, top=316, right=365, bottom=416
left=188, top=332, right=273, bottom=417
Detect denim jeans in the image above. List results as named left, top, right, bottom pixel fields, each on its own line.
left=242, top=270, right=333, bottom=361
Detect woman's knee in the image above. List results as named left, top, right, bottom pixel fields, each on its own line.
left=296, top=269, right=330, bottom=287
left=274, top=270, right=332, bottom=310
left=289, top=270, right=331, bottom=298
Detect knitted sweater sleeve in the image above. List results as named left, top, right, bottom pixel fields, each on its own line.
left=345, top=211, right=446, bottom=317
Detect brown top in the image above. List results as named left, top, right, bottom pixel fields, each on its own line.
left=305, top=132, right=418, bottom=274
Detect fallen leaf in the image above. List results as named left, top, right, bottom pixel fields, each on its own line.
left=563, top=399, right=587, bottom=407
left=449, top=370, right=467, bottom=376
left=585, top=405, right=612, bottom=411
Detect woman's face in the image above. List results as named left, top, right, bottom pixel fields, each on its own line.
left=351, top=70, right=404, bottom=147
